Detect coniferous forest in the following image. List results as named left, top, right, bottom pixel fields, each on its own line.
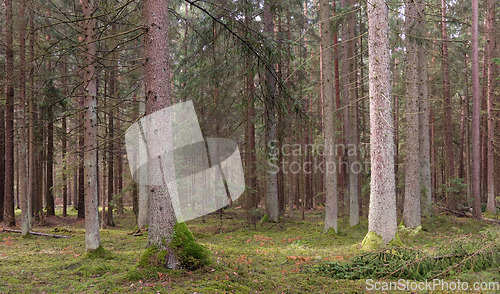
left=0, top=0, right=499, bottom=292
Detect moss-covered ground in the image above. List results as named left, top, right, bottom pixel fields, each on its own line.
left=0, top=207, right=498, bottom=293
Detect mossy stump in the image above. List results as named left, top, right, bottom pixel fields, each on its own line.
left=139, top=222, right=210, bottom=271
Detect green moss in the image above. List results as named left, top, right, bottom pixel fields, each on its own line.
left=138, top=247, right=161, bottom=267
left=85, top=246, right=114, bottom=259
left=409, top=225, right=422, bottom=237
left=388, top=232, right=404, bottom=247
left=361, top=231, right=384, bottom=251
left=325, top=228, right=338, bottom=235
left=260, top=214, right=270, bottom=224
left=169, top=222, right=211, bottom=270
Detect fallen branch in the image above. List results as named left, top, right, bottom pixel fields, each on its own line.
left=2, top=228, right=72, bottom=238
left=435, top=206, right=500, bottom=224
left=430, top=244, right=495, bottom=279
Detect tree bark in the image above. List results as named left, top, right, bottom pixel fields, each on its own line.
left=19, top=0, right=29, bottom=235
left=107, top=71, right=115, bottom=227
left=4, top=0, right=16, bottom=227
left=403, top=0, right=421, bottom=228
left=320, top=0, right=338, bottom=233
left=471, top=0, right=481, bottom=220
left=346, top=0, right=359, bottom=226
left=46, top=102, right=55, bottom=216
left=366, top=0, right=396, bottom=243
left=485, top=0, right=496, bottom=214
left=143, top=0, right=179, bottom=269
left=418, top=0, right=432, bottom=217
left=441, top=0, right=455, bottom=209
left=82, top=0, right=101, bottom=250
left=244, top=0, right=257, bottom=223
left=263, top=0, right=279, bottom=223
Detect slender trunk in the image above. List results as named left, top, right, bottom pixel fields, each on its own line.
left=471, top=0, right=481, bottom=220
left=347, top=0, right=359, bottom=226
left=4, top=0, right=15, bottom=227
left=263, top=0, right=279, bottom=223
left=366, top=0, right=396, bottom=243
left=403, top=0, right=421, bottom=228
left=61, top=61, right=68, bottom=217
left=28, top=7, right=34, bottom=226
left=485, top=0, right=496, bottom=214
left=82, top=0, right=101, bottom=250
left=107, top=70, right=115, bottom=227
left=340, top=0, right=349, bottom=214
left=417, top=0, right=432, bottom=217
left=244, top=0, right=257, bottom=223
left=320, top=0, right=337, bottom=232
left=333, top=1, right=344, bottom=213
left=19, top=0, right=29, bottom=234
left=441, top=0, right=455, bottom=209
left=46, top=105, right=55, bottom=216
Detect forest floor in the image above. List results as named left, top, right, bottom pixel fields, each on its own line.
left=0, top=206, right=499, bottom=293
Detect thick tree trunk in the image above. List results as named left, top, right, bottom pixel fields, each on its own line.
left=320, top=0, right=337, bottom=233
left=403, top=0, right=421, bottom=228
left=143, top=0, right=179, bottom=269
left=4, top=0, right=15, bottom=227
left=366, top=0, right=396, bottom=243
left=471, top=0, right=481, bottom=220
left=82, top=0, right=101, bottom=250
left=485, top=0, right=496, bottom=214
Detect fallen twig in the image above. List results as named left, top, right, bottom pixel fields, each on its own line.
left=2, top=228, right=72, bottom=238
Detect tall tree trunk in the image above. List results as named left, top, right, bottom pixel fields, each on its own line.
left=263, top=0, right=279, bottom=223
left=0, top=107, right=4, bottom=222
left=418, top=0, right=432, bottom=216
left=46, top=104, right=55, bottom=216
left=333, top=1, right=344, bottom=213
left=471, top=0, right=481, bottom=220
left=28, top=7, right=35, bottom=226
left=403, top=0, right=421, bottom=228
left=19, top=0, right=29, bottom=235
left=116, top=118, right=123, bottom=214
left=143, top=0, right=180, bottom=269
left=346, top=0, right=359, bottom=226
left=4, top=0, right=16, bottom=227
left=61, top=60, right=68, bottom=218
left=366, top=0, right=396, bottom=243
left=441, top=0, right=455, bottom=209
left=244, top=0, right=257, bottom=223
left=82, top=0, right=101, bottom=250
left=136, top=98, right=148, bottom=229
left=340, top=0, right=349, bottom=215
left=320, top=0, right=337, bottom=233
left=107, top=71, right=115, bottom=227
left=485, top=0, right=496, bottom=214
